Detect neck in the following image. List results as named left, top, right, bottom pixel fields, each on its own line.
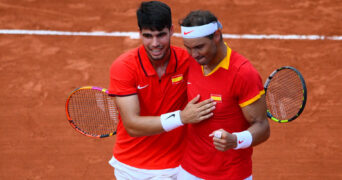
left=150, top=49, right=171, bottom=78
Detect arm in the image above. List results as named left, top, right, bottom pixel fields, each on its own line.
left=115, top=94, right=216, bottom=137
left=241, top=94, right=270, bottom=146
left=210, top=94, right=270, bottom=151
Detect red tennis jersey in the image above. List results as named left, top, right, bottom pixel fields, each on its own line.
left=182, top=44, right=265, bottom=179
left=108, top=45, right=190, bottom=169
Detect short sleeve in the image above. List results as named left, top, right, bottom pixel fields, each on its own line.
left=108, top=56, right=137, bottom=96
left=234, top=62, right=265, bottom=107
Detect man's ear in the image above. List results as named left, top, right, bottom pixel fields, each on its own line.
left=214, top=30, right=222, bottom=43
left=169, top=25, right=174, bottom=36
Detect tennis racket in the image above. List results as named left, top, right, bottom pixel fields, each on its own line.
left=264, top=66, right=307, bottom=123
left=65, top=86, right=118, bottom=138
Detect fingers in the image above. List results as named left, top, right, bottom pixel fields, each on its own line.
left=212, top=136, right=227, bottom=151
left=197, top=100, right=216, bottom=119
left=213, top=141, right=226, bottom=151
left=213, top=138, right=230, bottom=151
left=197, top=98, right=214, bottom=107
left=209, top=130, right=222, bottom=138
left=214, top=131, right=222, bottom=138
left=199, top=102, right=216, bottom=113
left=210, top=129, right=236, bottom=151
left=199, top=108, right=215, bottom=119
left=199, top=112, right=214, bottom=121
left=188, top=94, right=200, bottom=104
left=182, top=96, right=216, bottom=124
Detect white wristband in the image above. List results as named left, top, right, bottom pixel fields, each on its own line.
left=160, top=110, right=183, bottom=132
left=232, top=130, right=253, bottom=150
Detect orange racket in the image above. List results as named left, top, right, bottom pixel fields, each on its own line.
left=65, top=86, right=118, bottom=138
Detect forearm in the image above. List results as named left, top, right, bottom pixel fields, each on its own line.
left=116, top=95, right=215, bottom=137
left=211, top=97, right=270, bottom=151
left=212, top=122, right=269, bottom=150
left=121, top=114, right=165, bottom=137
left=247, top=119, right=270, bottom=147
left=115, top=95, right=167, bottom=137
left=123, top=110, right=185, bottom=137
left=241, top=94, right=270, bottom=147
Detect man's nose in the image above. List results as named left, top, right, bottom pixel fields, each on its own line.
left=191, top=49, right=199, bottom=58
left=151, top=37, right=160, bottom=47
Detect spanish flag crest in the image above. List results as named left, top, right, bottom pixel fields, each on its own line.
left=171, top=74, right=183, bottom=84
left=210, top=94, right=222, bottom=103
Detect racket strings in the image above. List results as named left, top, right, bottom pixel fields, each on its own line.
left=68, top=89, right=118, bottom=136
left=266, top=69, right=304, bottom=120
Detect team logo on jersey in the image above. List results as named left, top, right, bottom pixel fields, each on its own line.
left=210, top=94, right=222, bottom=103
left=171, top=74, right=183, bottom=84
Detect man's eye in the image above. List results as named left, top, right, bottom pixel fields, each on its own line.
left=157, top=33, right=166, bottom=38
left=143, top=34, right=152, bottom=38
left=195, top=45, right=204, bottom=50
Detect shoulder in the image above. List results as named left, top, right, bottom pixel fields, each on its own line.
left=230, top=50, right=259, bottom=77
left=110, top=48, right=139, bottom=72
left=171, top=46, right=191, bottom=62
left=171, top=45, right=188, bottom=55
left=229, top=50, right=248, bottom=70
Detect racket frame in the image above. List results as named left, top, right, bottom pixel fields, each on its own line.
left=65, top=86, right=117, bottom=138
left=264, top=66, right=307, bottom=123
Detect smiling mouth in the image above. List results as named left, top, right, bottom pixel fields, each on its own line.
left=147, top=48, right=166, bottom=60
left=151, top=49, right=162, bottom=55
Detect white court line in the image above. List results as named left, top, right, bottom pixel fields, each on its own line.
left=0, top=29, right=342, bottom=40
left=0, top=29, right=141, bottom=39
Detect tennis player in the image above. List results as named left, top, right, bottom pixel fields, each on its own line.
left=177, top=10, right=270, bottom=180
left=108, top=2, right=216, bottom=179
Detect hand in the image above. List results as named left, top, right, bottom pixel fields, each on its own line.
left=209, top=129, right=237, bottom=151
left=180, top=95, right=216, bottom=124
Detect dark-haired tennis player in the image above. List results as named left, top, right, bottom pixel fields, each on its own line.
left=108, top=2, right=215, bottom=179
left=177, top=10, right=270, bottom=180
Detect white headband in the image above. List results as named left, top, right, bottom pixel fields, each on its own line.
left=181, top=21, right=222, bottom=39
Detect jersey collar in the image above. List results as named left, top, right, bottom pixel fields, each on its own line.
left=138, top=45, right=178, bottom=77
left=202, top=42, right=232, bottom=76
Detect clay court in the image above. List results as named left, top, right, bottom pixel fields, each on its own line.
left=1, top=0, right=342, bottom=179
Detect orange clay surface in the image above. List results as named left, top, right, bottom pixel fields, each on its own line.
left=1, top=0, right=342, bottom=179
